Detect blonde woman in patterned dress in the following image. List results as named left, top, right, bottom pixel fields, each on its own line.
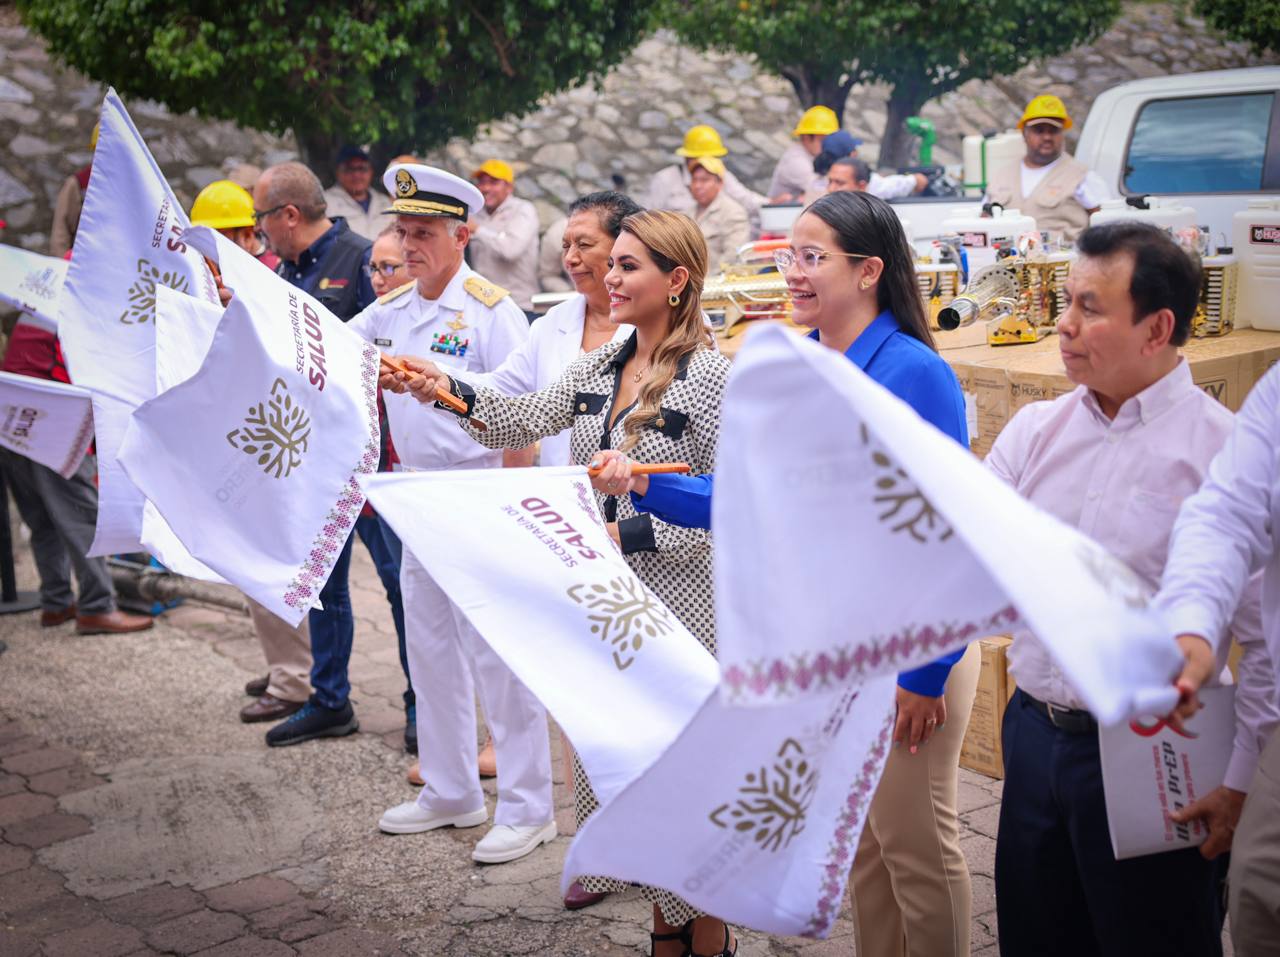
left=382, top=210, right=736, bottom=957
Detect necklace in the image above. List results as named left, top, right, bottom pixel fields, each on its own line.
left=632, top=366, right=648, bottom=383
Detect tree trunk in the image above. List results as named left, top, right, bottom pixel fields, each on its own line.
left=780, top=66, right=856, bottom=125
left=294, top=128, right=344, bottom=187
left=879, top=81, right=929, bottom=171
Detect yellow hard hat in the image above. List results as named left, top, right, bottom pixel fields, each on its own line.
left=89, top=122, right=99, bottom=152
left=1018, top=94, right=1073, bottom=130
left=190, top=179, right=256, bottom=230
left=691, top=156, right=726, bottom=178
left=793, top=106, right=839, bottom=137
left=676, top=125, right=728, bottom=158
left=472, top=159, right=514, bottom=184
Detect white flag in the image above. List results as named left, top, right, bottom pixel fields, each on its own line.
left=136, top=286, right=230, bottom=582
left=715, top=325, right=1180, bottom=724
left=0, top=372, right=93, bottom=477
left=56, top=89, right=220, bottom=556
left=564, top=325, right=1184, bottom=936
left=0, top=245, right=66, bottom=332
left=361, top=467, right=719, bottom=805
left=117, top=226, right=380, bottom=625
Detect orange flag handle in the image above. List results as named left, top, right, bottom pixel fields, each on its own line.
left=379, top=353, right=469, bottom=415
left=587, top=462, right=691, bottom=478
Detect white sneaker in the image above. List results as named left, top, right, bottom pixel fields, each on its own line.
left=378, top=801, right=487, bottom=835
left=471, top=821, right=558, bottom=864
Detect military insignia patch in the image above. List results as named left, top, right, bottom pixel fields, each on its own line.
left=430, top=333, right=469, bottom=357
left=395, top=168, right=417, bottom=197
left=446, top=314, right=468, bottom=333
left=463, top=275, right=509, bottom=307
left=318, top=278, right=348, bottom=290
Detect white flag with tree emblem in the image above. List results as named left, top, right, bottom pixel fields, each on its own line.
left=55, top=88, right=221, bottom=557
left=0, top=245, right=66, bottom=332
left=117, top=226, right=380, bottom=625
left=361, top=467, right=720, bottom=805
left=0, top=372, right=94, bottom=477
left=564, top=325, right=1185, bottom=936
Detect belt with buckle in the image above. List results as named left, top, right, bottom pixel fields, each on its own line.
left=1022, top=692, right=1097, bottom=735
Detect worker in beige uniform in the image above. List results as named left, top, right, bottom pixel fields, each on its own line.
left=985, top=95, right=1111, bottom=243
left=689, top=156, right=750, bottom=270
left=321, top=145, right=391, bottom=242
left=467, top=159, right=541, bottom=320
left=768, top=106, right=839, bottom=201
left=50, top=124, right=97, bottom=257
left=644, top=125, right=765, bottom=230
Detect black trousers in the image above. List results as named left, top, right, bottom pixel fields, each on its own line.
left=995, top=689, right=1227, bottom=957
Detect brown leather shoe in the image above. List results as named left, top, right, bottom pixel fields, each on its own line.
left=563, top=880, right=609, bottom=910
left=477, top=739, right=497, bottom=779
left=407, top=761, right=424, bottom=787
left=244, top=675, right=269, bottom=697
left=76, top=610, right=154, bottom=635
left=40, top=606, right=77, bottom=627
left=240, top=693, right=305, bottom=723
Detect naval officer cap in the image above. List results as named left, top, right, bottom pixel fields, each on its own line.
left=383, top=163, right=483, bottom=221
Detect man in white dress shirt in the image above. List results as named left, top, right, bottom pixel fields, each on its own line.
left=321, top=145, right=391, bottom=242
left=985, top=221, right=1277, bottom=956
left=349, top=163, right=556, bottom=866
left=468, top=159, right=541, bottom=318
left=1160, top=360, right=1280, bottom=951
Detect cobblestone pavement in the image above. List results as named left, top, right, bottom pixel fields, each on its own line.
left=0, top=536, right=1012, bottom=956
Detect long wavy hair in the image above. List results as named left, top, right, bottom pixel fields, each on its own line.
left=806, top=190, right=936, bottom=350
left=616, top=210, right=713, bottom=451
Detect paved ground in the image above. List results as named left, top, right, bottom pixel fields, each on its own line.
left=0, top=535, right=1012, bottom=956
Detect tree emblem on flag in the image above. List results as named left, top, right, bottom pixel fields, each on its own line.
left=566, top=575, right=675, bottom=670
left=709, top=737, right=819, bottom=852
left=861, top=425, right=953, bottom=544
left=119, top=257, right=191, bottom=325
left=18, top=268, right=57, bottom=300
left=226, top=378, right=311, bottom=479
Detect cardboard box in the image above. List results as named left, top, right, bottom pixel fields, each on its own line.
left=945, top=328, right=1280, bottom=457
left=959, top=636, right=1015, bottom=779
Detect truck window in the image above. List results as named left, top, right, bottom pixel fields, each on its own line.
left=1124, top=92, right=1273, bottom=194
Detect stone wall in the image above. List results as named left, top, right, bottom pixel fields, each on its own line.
left=0, top=2, right=1275, bottom=251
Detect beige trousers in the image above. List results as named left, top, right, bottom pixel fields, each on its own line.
left=1230, top=725, right=1280, bottom=955
left=247, top=598, right=312, bottom=703
left=851, top=642, right=982, bottom=957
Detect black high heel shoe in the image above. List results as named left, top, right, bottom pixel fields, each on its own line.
left=680, top=921, right=737, bottom=957
left=650, top=925, right=691, bottom=957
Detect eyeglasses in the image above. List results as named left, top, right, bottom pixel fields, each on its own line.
left=252, top=204, right=289, bottom=224
left=773, top=247, right=872, bottom=272
left=363, top=261, right=406, bottom=278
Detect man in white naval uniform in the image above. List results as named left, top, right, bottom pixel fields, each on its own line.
left=349, top=163, right=556, bottom=865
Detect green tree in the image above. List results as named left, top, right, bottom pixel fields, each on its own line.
left=1195, top=0, right=1280, bottom=54
left=662, top=0, right=1120, bottom=168
left=17, top=0, right=656, bottom=174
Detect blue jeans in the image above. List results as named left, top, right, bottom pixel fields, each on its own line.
left=356, top=512, right=413, bottom=711
left=308, top=531, right=355, bottom=710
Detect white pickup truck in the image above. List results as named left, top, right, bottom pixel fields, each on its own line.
left=891, top=66, right=1280, bottom=245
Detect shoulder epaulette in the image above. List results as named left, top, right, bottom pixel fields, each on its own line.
left=464, top=275, right=510, bottom=308
left=377, top=282, right=416, bottom=305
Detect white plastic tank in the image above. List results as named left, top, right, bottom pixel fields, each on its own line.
left=941, top=207, right=1037, bottom=269
left=1233, top=199, right=1280, bottom=331
left=1089, top=197, right=1198, bottom=233
left=962, top=130, right=1023, bottom=197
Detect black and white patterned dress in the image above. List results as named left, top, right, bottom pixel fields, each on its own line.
left=447, top=331, right=728, bottom=925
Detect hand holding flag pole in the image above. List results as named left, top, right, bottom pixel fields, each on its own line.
left=379, top=353, right=469, bottom=415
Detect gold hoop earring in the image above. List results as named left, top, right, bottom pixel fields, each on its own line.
left=668, top=293, right=680, bottom=307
